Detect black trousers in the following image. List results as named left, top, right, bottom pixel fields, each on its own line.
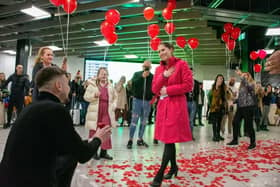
left=154, top=143, right=176, bottom=181
left=210, top=112, right=223, bottom=138
left=197, top=104, right=203, bottom=125
left=55, top=155, right=78, bottom=187
left=233, top=106, right=256, bottom=144
left=7, top=96, right=24, bottom=124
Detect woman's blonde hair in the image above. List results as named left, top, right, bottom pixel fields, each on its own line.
left=96, top=67, right=108, bottom=86
left=34, top=46, right=52, bottom=65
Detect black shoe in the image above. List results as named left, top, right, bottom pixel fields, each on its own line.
left=127, top=140, right=133, bottom=149
left=248, top=143, right=256, bottom=150
left=163, top=167, right=178, bottom=179
left=93, top=153, right=100, bottom=160
left=199, top=123, right=204, bottom=126
left=100, top=153, right=113, bottom=160
left=153, top=139, right=158, bottom=145
left=212, top=137, right=219, bottom=142
left=219, top=136, right=224, bottom=141
left=227, top=140, right=238, bottom=145
left=3, top=123, right=10, bottom=129
left=148, top=121, right=154, bottom=125
left=137, top=139, right=149, bottom=147
left=263, top=128, right=269, bottom=131
left=150, top=180, right=161, bottom=187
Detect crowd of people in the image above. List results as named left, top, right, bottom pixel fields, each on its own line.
left=0, top=44, right=279, bottom=187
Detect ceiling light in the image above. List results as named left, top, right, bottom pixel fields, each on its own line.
left=264, top=49, right=274, bottom=54
left=48, top=46, right=62, bottom=51
left=265, top=27, right=280, bottom=36
left=21, top=5, right=51, bottom=20
left=2, top=50, right=16, bottom=55
left=94, top=40, right=110, bottom=47
left=124, top=55, right=138, bottom=59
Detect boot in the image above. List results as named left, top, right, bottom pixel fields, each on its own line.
left=93, top=152, right=100, bottom=160
left=163, top=166, right=178, bottom=179
left=100, top=149, right=113, bottom=160
left=212, top=124, right=219, bottom=141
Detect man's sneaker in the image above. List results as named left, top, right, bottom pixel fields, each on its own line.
left=127, top=140, right=133, bottom=149
left=137, top=139, right=149, bottom=147
left=248, top=143, right=256, bottom=150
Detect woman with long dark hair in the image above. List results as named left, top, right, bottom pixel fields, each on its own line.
left=208, top=74, right=228, bottom=141
left=227, top=70, right=256, bottom=149
left=150, top=43, right=193, bottom=187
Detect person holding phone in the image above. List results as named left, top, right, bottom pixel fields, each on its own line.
left=126, top=60, right=153, bottom=149
left=84, top=67, right=117, bottom=160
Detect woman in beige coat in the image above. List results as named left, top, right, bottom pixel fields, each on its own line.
left=115, top=76, right=128, bottom=126
left=84, top=67, right=117, bottom=160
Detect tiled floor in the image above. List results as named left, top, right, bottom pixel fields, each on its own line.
left=0, top=121, right=279, bottom=187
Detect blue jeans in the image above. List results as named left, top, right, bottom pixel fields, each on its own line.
left=187, top=101, right=196, bottom=131
left=129, top=98, right=151, bottom=139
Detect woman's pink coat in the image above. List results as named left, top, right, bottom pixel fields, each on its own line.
left=152, top=57, right=193, bottom=143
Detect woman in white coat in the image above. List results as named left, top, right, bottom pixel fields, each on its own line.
left=84, top=67, right=117, bottom=160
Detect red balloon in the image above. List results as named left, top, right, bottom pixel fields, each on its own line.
left=231, top=27, right=241, bottom=40
left=100, top=21, right=115, bottom=38
left=143, top=7, right=154, bottom=21
left=167, top=1, right=176, bottom=10
left=150, top=37, right=161, bottom=51
left=176, top=36, right=187, bottom=48
left=258, top=49, right=267, bottom=59
left=254, top=64, right=262, bottom=73
left=162, top=8, right=173, bottom=20
left=188, top=38, right=199, bottom=49
left=147, top=24, right=160, bottom=38
left=226, top=39, right=236, bottom=51
left=63, top=0, right=77, bottom=14
left=105, top=9, right=120, bottom=25
left=164, top=22, right=175, bottom=34
left=221, top=33, right=230, bottom=43
left=224, top=23, right=233, bottom=33
left=50, top=0, right=62, bottom=7
left=105, top=32, right=118, bottom=44
left=250, top=51, right=259, bottom=60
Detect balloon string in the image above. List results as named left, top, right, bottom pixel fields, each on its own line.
left=183, top=48, right=187, bottom=62
left=57, top=7, right=66, bottom=55
left=227, top=49, right=231, bottom=80
left=65, top=12, right=70, bottom=57
left=191, top=49, right=194, bottom=69
left=104, top=46, right=109, bottom=62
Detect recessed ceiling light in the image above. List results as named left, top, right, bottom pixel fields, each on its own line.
left=265, top=27, right=280, bottom=36
left=48, top=46, right=62, bottom=51
left=124, top=55, right=138, bottom=59
left=21, top=5, right=51, bottom=20
left=94, top=40, right=110, bottom=47
left=2, top=50, right=16, bottom=55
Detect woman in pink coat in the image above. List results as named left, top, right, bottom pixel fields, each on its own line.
left=150, top=43, right=193, bottom=187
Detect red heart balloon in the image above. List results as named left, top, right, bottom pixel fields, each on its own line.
left=231, top=27, right=241, bottom=40
left=105, top=32, right=118, bottom=44
left=188, top=38, right=199, bottom=49
left=224, top=23, right=233, bottom=33
left=254, top=64, right=262, bottom=73
left=221, top=33, right=230, bottom=43
left=226, top=39, right=236, bottom=51
left=100, top=21, right=115, bottom=38
left=176, top=36, right=187, bottom=48
left=143, top=7, right=154, bottom=21
left=164, top=22, right=175, bottom=34
left=50, top=0, right=63, bottom=7
left=250, top=51, right=259, bottom=60
left=258, top=49, right=267, bottom=59
left=105, top=9, right=120, bottom=25
left=63, top=0, right=77, bottom=14
left=162, top=8, right=172, bottom=20
left=147, top=24, right=160, bottom=38
left=150, top=37, right=161, bottom=51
